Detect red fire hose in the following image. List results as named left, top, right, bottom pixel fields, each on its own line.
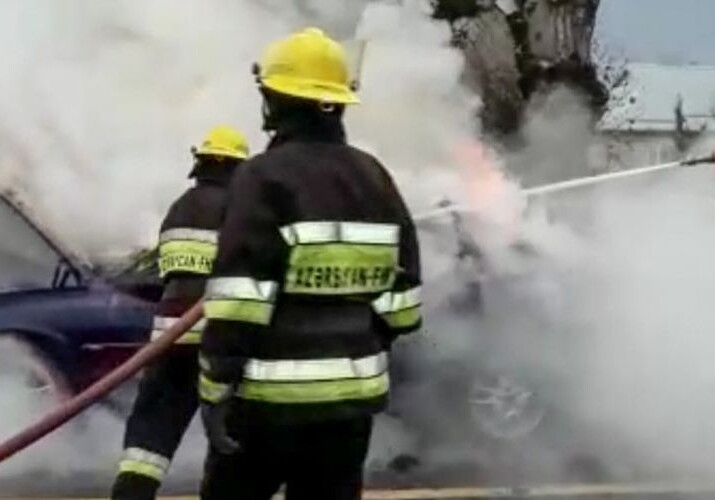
left=0, top=301, right=204, bottom=463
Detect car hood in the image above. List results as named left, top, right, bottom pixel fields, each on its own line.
left=0, top=188, right=92, bottom=293
left=1, top=189, right=92, bottom=272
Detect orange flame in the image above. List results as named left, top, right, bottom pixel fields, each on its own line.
left=454, top=140, right=523, bottom=244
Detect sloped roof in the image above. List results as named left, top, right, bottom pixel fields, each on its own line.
left=599, top=63, right=715, bottom=132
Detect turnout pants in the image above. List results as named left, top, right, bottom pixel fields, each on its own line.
left=111, top=347, right=199, bottom=500
left=201, top=415, right=373, bottom=500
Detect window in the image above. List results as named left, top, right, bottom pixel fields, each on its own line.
left=0, top=196, right=68, bottom=291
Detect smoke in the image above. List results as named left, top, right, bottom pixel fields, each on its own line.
left=0, top=0, right=291, bottom=257
left=0, top=335, right=121, bottom=494
left=549, top=164, right=715, bottom=481
left=0, top=335, right=208, bottom=493
left=0, top=374, right=208, bottom=495
left=0, top=0, right=474, bottom=259
left=379, top=74, right=715, bottom=485
left=428, top=116, right=715, bottom=485
left=0, top=0, right=479, bottom=493
left=347, top=0, right=478, bottom=211
left=508, top=86, right=599, bottom=187
left=6, top=0, right=715, bottom=493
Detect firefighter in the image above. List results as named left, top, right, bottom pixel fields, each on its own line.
left=198, top=28, right=422, bottom=499
left=111, top=126, right=249, bottom=500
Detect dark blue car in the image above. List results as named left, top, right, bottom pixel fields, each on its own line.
left=0, top=189, right=159, bottom=404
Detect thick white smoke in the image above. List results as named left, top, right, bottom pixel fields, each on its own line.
left=376, top=78, right=715, bottom=484
left=548, top=163, right=715, bottom=481
left=0, top=0, right=477, bottom=494
left=0, top=0, right=474, bottom=259
left=0, top=0, right=291, bottom=256
left=427, top=118, right=715, bottom=483
left=348, top=0, right=478, bottom=211
left=5, top=0, right=715, bottom=494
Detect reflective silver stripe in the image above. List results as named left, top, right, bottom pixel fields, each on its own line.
left=372, top=286, right=422, bottom=313
left=198, top=354, right=211, bottom=371
left=280, top=221, right=334, bottom=245
left=159, top=228, right=218, bottom=244
left=206, top=277, right=278, bottom=303
left=280, top=222, right=399, bottom=246
left=152, top=316, right=206, bottom=332
left=243, top=353, right=387, bottom=382
left=341, top=222, right=399, bottom=245
left=122, top=447, right=170, bottom=472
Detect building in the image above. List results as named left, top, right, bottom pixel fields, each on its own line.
left=595, top=63, right=715, bottom=171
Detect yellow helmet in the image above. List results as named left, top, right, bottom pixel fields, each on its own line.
left=193, top=125, right=249, bottom=160
left=255, top=28, right=359, bottom=105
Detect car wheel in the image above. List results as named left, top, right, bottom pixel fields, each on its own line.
left=0, top=333, right=72, bottom=406
left=468, top=374, right=546, bottom=440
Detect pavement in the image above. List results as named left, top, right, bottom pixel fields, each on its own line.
left=15, top=483, right=715, bottom=500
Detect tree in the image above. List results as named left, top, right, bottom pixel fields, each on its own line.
left=431, top=0, right=609, bottom=142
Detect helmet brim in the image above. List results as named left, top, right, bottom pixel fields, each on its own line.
left=193, top=148, right=249, bottom=160
left=262, top=76, right=360, bottom=105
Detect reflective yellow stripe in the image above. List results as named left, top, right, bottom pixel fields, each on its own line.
left=158, top=240, right=217, bottom=277
left=204, top=278, right=278, bottom=324
left=119, top=460, right=165, bottom=481
left=372, top=287, right=421, bottom=313
left=158, top=253, right=214, bottom=276
left=204, top=299, right=274, bottom=325
left=373, top=287, right=422, bottom=328
left=284, top=244, right=398, bottom=295
left=244, top=353, right=387, bottom=382
left=280, top=222, right=399, bottom=295
left=122, top=447, right=171, bottom=468
left=280, top=221, right=400, bottom=246
left=238, top=372, right=389, bottom=404
left=199, top=373, right=232, bottom=403
left=158, top=226, right=218, bottom=279
left=382, top=307, right=421, bottom=329
left=151, top=329, right=201, bottom=344
left=153, top=316, right=207, bottom=331
left=118, top=448, right=170, bottom=482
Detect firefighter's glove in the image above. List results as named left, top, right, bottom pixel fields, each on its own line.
left=199, top=374, right=240, bottom=455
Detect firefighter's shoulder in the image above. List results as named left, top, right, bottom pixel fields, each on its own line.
left=160, top=187, right=196, bottom=229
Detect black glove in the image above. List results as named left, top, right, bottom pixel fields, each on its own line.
left=201, top=399, right=240, bottom=455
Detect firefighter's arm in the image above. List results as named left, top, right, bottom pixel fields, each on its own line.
left=372, top=176, right=423, bottom=340
left=157, top=195, right=220, bottom=281
left=199, top=162, right=286, bottom=402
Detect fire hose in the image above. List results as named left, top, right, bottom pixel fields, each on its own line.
left=524, top=154, right=715, bottom=197
left=0, top=301, right=204, bottom=463
left=414, top=154, right=715, bottom=222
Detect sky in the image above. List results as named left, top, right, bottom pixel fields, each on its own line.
left=597, top=0, right=715, bottom=65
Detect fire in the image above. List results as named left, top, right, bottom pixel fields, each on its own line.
left=454, top=140, right=524, bottom=245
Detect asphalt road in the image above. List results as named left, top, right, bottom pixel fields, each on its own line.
left=4, top=480, right=715, bottom=500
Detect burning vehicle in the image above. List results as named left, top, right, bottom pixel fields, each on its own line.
left=0, top=162, right=650, bottom=486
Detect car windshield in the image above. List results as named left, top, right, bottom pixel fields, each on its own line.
left=0, top=195, right=67, bottom=292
